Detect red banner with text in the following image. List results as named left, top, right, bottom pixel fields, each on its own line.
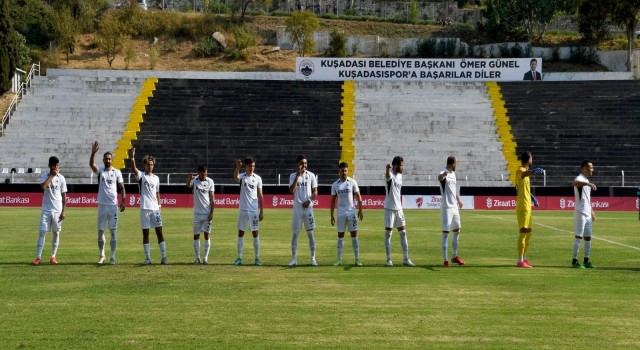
left=0, top=193, right=637, bottom=211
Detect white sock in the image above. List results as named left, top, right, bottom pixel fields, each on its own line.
left=144, top=243, right=151, bottom=260
left=204, top=239, right=211, bottom=260
left=159, top=241, right=166, bottom=259
left=253, top=236, right=260, bottom=259
left=584, top=239, right=592, bottom=258
left=51, top=231, right=60, bottom=257
left=109, top=229, right=117, bottom=260
left=291, top=231, right=299, bottom=259
left=351, top=237, right=359, bottom=260
left=36, top=230, right=46, bottom=258
left=237, top=237, right=244, bottom=259
left=442, top=232, right=449, bottom=261
left=337, top=237, right=344, bottom=260
left=384, top=230, right=392, bottom=260
left=307, top=230, right=316, bottom=260
left=98, top=230, right=106, bottom=257
left=452, top=231, right=460, bottom=257
left=194, top=239, right=201, bottom=259
left=572, top=238, right=581, bottom=260
left=399, top=230, right=408, bottom=261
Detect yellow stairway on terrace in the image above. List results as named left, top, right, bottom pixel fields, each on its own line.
left=113, top=77, right=158, bottom=170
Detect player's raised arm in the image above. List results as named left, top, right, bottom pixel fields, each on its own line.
left=186, top=172, right=193, bottom=187
left=385, top=163, right=392, bottom=181
left=289, top=164, right=302, bottom=194
left=233, top=159, right=242, bottom=183
left=90, top=141, right=99, bottom=173
left=130, top=148, right=139, bottom=174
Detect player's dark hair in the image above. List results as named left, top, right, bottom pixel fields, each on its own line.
left=103, top=152, right=113, bottom=158
left=338, top=162, right=348, bottom=169
left=142, top=155, right=155, bottom=165
left=581, top=160, right=592, bottom=169
left=446, top=156, right=456, bottom=166
left=520, top=151, right=531, bottom=164
left=392, top=156, right=403, bottom=167
left=296, top=155, right=306, bottom=163
left=48, top=156, right=59, bottom=166
left=244, top=157, right=255, bottom=165
left=198, top=165, right=207, bottom=172
left=530, top=58, right=537, bottom=64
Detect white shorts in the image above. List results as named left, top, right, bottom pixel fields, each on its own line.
left=237, top=210, right=259, bottom=232
left=140, top=209, right=163, bottom=229
left=441, top=209, right=461, bottom=232
left=97, top=204, right=119, bottom=231
left=39, top=210, right=62, bottom=232
left=291, top=205, right=316, bottom=232
left=574, top=213, right=592, bottom=238
left=193, top=213, right=212, bottom=235
left=384, top=208, right=406, bottom=228
left=336, top=212, right=358, bottom=233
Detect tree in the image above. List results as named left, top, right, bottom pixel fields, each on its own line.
left=608, top=1, right=640, bottom=71
left=328, top=30, right=347, bottom=57
left=231, top=0, right=272, bottom=24
left=578, top=0, right=640, bottom=71
left=0, top=0, right=18, bottom=93
left=285, top=10, right=319, bottom=57
left=482, top=0, right=569, bottom=42
left=11, top=0, right=55, bottom=48
left=53, top=7, right=78, bottom=63
left=408, top=0, right=420, bottom=24
left=96, top=11, right=127, bottom=67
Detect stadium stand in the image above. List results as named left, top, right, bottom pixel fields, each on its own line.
left=3, top=69, right=639, bottom=190
left=0, top=72, right=144, bottom=184
left=499, top=80, right=640, bottom=187
left=130, top=79, right=344, bottom=185
left=352, top=81, right=510, bottom=187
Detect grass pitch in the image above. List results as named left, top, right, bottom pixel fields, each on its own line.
left=1, top=207, right=639, bottom=349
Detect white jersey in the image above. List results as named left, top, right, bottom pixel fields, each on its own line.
left=40, top=172, right=67, bottom=212
left=136, top=170, right=160, bottom=210
left=384, top=170, right=402, bottom=210
left=96, top=167, right=123, bottom=206
left=331, top=177, right=359, bottom=216
left=238, top=172, right=262, bottom=211
left=191, top=176, right=214, bottom=216
left=439, top=169, right=458, bottom=211
left=289, top=170, right=317, bottom=206
left=574, top=173, right=592, bottom=215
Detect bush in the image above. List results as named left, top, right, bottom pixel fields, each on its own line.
left=192, top=37, right=223, bottom=57
left=417, top=38, right=458, bottom=58
left=232, top=26, right=256, bottom=51
left=416, top=38, right=438, bottom=58
left=568, top=46, right=600, bottom=65
left=207, top=0, right=231, bottom=14
left=327, top=30, right=347, bottom=57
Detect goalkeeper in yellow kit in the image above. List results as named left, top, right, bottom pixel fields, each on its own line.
left=515, top=151, right=544, bottom=268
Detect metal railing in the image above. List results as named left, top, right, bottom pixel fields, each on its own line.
left=4, top=169, right=640, bottom=187
left=1, top=62, right=40, bottom=136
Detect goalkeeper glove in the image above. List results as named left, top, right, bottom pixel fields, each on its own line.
left=531, top=195, right=539, bottom=208
left=531, top=168, right=544, bottom=175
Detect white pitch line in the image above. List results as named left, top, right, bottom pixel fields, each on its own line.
left=471, top=213, right=640, bottom=251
